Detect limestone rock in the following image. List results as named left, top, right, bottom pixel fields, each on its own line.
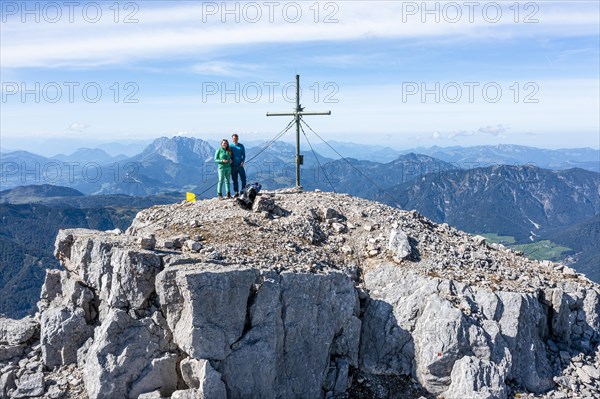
left=157, top=263, right=359, bottom=398
left=156, top=265, right=257, bottom=360
left=38, top=269, right=96, bottom=322
left=197, top=359, right=226, bottom=398
left=388, top=228, right=412, bottom=262
left=444, top=356, right=507, bottom=399
left=137, top=390, right=165, bottom=399
left=171, top=389, right=199, bottom=399
left=183, top=240, right=202, bottom=253
left=318, top=207, right=345, bottom=222
left=103, top=247, right=163, bottom=314
left=0, top=317, right=38, bottom=345
left=496, top=291, right=554, bottom=392
left=47, top=383, right=67, bottom=399
left=581, top=364, right=599, bottom=380
left=128, top=353, right=178, bottom=398
left=473, top=235, right=487, bottom=246
left=221, top=271, right=359, bottom=398
left=82, top=309, right=171, bottom=399
left=0, top=344, right=25, bottom=361
left=0, top=368, right=17, bottom=397
left=413, top=295, right=471, bottom=393
left=13, top=372, right=44, bottom=398
left=41, top=306, right=94, bottom=368
left=54, top=229, right=121, bottom=287
left=253, top=196, right=275, bottom=213
left=180, top=357, right=203, bottom=389
left=360, top=265, right=555, bottom=395
left=139, top=234, right=157, bottom=250
left=29, top=192, right=600, bottom=399
left=332, top=222, right=347, bottom=233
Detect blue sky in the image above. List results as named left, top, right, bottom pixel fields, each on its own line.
left=1, top=0, right=599, bottom=154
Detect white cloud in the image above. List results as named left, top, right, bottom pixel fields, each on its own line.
left=478, top=124, right=509, bottom=136
left=1, top=1, right=597, bottom=69
left=67, top=123, right=90, bottom=132
left=189, top=61, right=263, bottom=77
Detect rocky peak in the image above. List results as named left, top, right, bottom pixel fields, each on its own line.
left=1, top=190, right=599, bottom=399
left=138, top=136, right=215, bottom=164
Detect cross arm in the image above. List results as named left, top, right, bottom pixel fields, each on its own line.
left=266, top=111, right=331, bottom=116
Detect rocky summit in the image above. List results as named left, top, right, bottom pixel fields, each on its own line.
left=1, top=190, right=599, bottom=399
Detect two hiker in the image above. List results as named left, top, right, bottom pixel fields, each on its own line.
left=214, top=134, right=246, bottom=200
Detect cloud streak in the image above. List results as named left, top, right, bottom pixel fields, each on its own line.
left=1, top=1, right=598, bottom=69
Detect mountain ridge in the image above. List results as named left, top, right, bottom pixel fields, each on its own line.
left=1, top=190, right=598, bottom=398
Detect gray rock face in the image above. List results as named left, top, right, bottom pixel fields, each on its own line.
left=445, top=356, right=507, bottom=399
left=82, top=309, right=174, bottom=399
left=0, top=317, right=38, bottom=345
left=496, top=291, right=553, bottom=392
left=0, top=368, right=17, bottom=397
left=53, top=230, right=162, bottom=321
left=15, top=192, right=600, bottom=399
left=13, top=372, right=44, bottom=398
left=38, top=269, right=95, bottom=369
left=129, top=353, right=179, bottom=398
left=360, top=265, right=562, bottom=396
left=157, top=264, right=360, bottom=398
left=156, top=265, right=257, bottom=360
left=180, top=358, right=226, bottom=398
left=0, top=343, right=25, bottom=361
left=39, top=269, right=96, bottom=322
left=41, top=306, right=93, bottom=369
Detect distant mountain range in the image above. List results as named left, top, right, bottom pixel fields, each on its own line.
left=52, top=148, right=128, bottom=164
left=398, top=144, right=600, bottom=172
left=315, top=142, right=600, bottom=171
left=302, top=153, right=457, bottom=200
left=377, top=165, right=600, bottom=282
left=380, top=165, right=599, bottom=239
left=3, top=139, right=598, bottom=195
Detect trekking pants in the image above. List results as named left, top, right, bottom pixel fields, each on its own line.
left=231, top=165, right=247, bottom=193
left=217, top=168, right=231, bottom=195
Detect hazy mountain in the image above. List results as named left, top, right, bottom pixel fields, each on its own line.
left=52, top=148, right=128, bottom=164
left=244, top=141, right=334, bottom=189
left=377, top=165, right=600, bottom=281
left=1, top=137, right=152, bottom=158
left=312, top=141, right=402, bottom=163
left=5, top=140, right=597, bottom=195
left=96, top=140, right=153, bottom=157
left=90, top=136, right=217, bottom=196
left=0, top=184, right=84, bottom=203
left=1, top=151, right=56, bottom=190
left=0, top=151, right=131, bottom=194
left=135, top=136, right=214, bottom=164
left=1, top=150, right=51, bottom=165
left=302, top=153, right=457, bottom=199
left=381, top=165, right=599, bottom=238
left=400, top=144, right=600, bottom=172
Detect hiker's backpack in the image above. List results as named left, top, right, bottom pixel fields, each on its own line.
left=237, top=183, right=262, bottom=209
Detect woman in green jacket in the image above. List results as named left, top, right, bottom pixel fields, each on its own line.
left=214, top=139, right=233, bottom=199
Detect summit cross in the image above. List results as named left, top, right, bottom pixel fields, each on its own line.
left=267, top=75, right=331, bottom=188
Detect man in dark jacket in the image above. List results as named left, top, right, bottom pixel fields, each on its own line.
left=230, top=133, right=247, bottom=197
